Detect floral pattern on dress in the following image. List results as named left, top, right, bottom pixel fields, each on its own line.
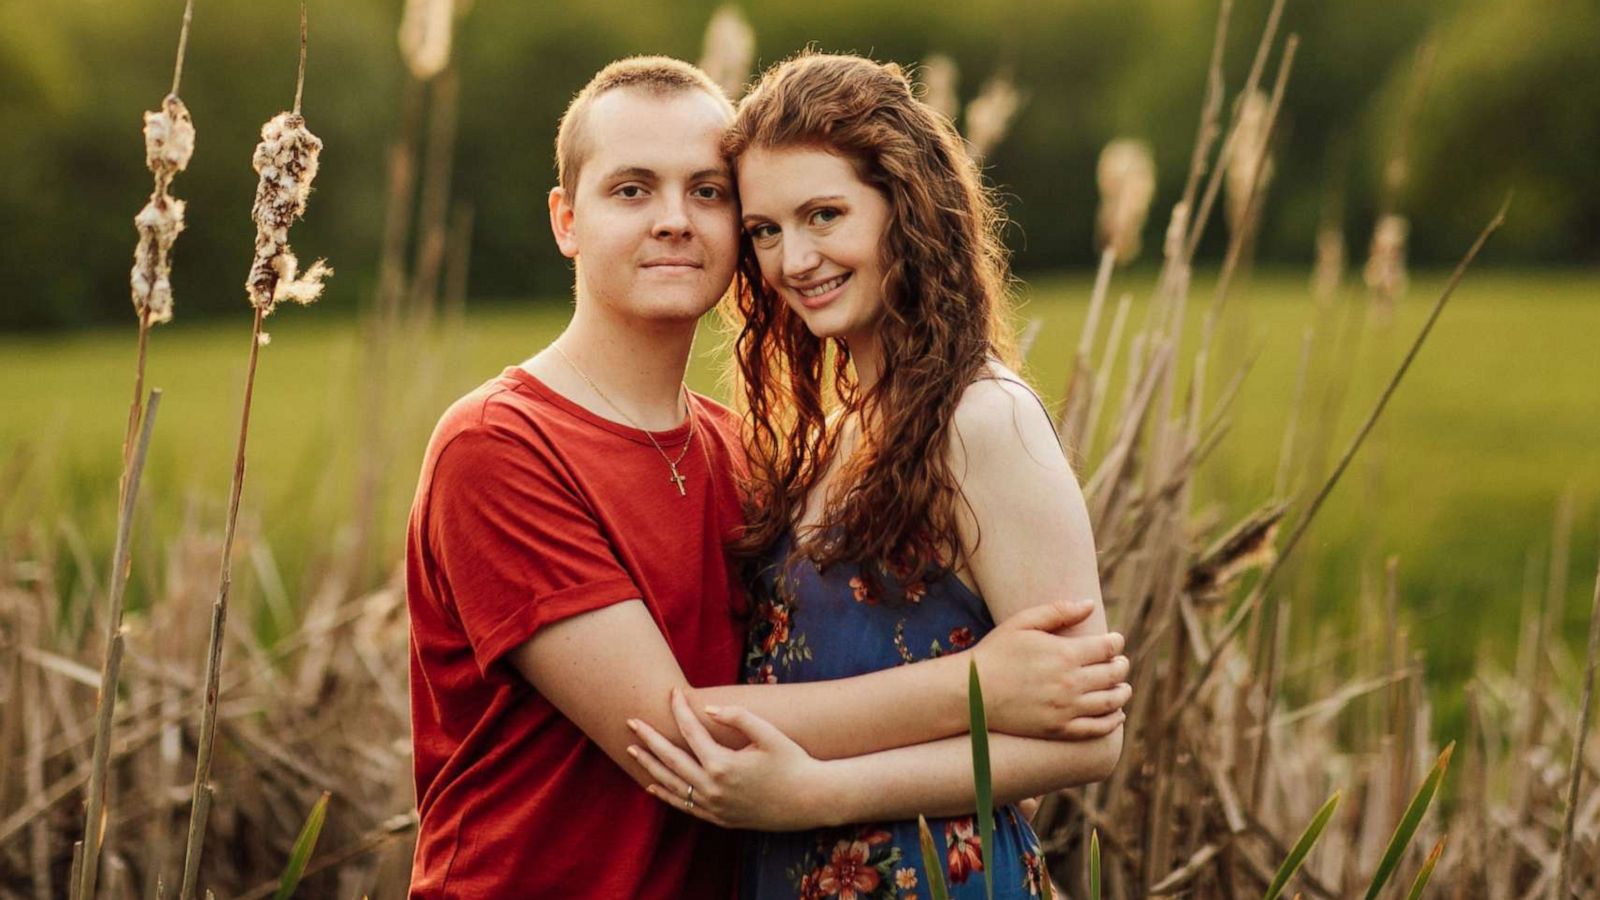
left=745, top=573, right=812, bottom=682
left=786, top=825, right=904, bottom=900
left=945, top=815, right=985, bottom=885
left=741, top=532, right=1046, bottom=899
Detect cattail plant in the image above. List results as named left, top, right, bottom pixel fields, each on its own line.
left=697, top=4, right=755, bottom=100
left=963, top=71, right=1023, bottom=162
left=178, top=7, right=328, bottom=898
left=1363, top=213, right=1410, bottom=306
left=397, top=0, right=454, bottom=82
left=1223, top=89, right=1273, bottom=238
left=1059, top=139, right=1156, bottom=448
left=74, top=2, right=193, bottom=896
left=918, top=53, right=960, bottom=122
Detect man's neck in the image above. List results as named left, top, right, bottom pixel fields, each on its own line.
left=525, top=304, right=697, bottom=431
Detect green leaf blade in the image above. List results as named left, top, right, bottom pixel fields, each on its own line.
left=1364, top=742, right=1454, bottom=900
left=970, top=659, right=995, bottom=900
left=273, top=791, right=330, bottom=900
left=1402, top=838, right=1446, bottom=900
left=1264, top=791, right=1340, bottom=900
left=1089, top=829, right=1101, bottom=900
left=919, top=814, right=951, bottom=900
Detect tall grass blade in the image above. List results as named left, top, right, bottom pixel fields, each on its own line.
left=1264, top=791, right=1339, bottom=899
left=1364, top=742, right=1454, bottom=899
left=919, top=815, right=951, bottom=900
left=969, top=659, right=995, bottom=900
left=273, top=791, right=330, bottom=900
left=1089, top=829, right=1101, bottom=900
left=1402, top=837, right=1445, bottom=900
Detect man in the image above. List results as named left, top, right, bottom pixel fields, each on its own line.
left=406, top=57, right=1121, bottom=898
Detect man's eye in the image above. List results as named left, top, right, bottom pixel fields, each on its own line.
left=615, top=185, right=645, bottom=199
left=693, top=185, right=725, bottom=201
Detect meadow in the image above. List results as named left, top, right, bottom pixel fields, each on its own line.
left=5, top=267, right=1596, bottom=697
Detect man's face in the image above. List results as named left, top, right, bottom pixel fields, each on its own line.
left=550, top=88, right=739, bottom=326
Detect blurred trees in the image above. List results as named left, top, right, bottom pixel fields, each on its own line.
left=3, top=0, right=1593, bottom=330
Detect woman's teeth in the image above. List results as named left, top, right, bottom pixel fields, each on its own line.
left=801, top=275, right=848, bottom=298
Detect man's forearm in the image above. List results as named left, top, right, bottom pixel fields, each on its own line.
left=685, top=652, right=973, bottom=759
left=795, top=729, right=1124, bottom=827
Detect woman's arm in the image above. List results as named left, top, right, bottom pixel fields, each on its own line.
left=623, top=374, right=1129, bottom=827
left=626, top=690, right=1122, bottom=830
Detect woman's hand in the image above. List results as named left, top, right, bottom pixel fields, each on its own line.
left=627, top=686, right=838, bottom=831
left=970, top=598, right=1132, bottom=740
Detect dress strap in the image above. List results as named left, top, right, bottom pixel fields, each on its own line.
left=972, top=373, right=1065, bottom=452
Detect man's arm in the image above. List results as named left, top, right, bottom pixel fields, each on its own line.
left=510, top=592, right=1118, bottom=790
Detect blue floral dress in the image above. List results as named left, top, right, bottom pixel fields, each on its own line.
left=740, top=533, right=1050, bottom=900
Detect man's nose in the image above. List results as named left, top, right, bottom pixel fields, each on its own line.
left=653, top=195, right=692, bottom=240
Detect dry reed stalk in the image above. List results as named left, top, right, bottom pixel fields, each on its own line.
left=1181, top=0, right=1286, bottom=264
left=697, top=5, right=755, bottom=100
left=1170, top=197, right=1509, bottom=718
left=1554, top=547, right=1600, bottom=898
left=178, top=9, right=327, bottom=897
left=74, top=3, right=196, bottom=891
left=1187, top=35, right=1297, bottom=463
left=1060, top=141, right=1155, bottom=446
left=1082, top=292, right=1133, bottom=461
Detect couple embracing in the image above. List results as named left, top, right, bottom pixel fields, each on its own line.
left=406, top=51, right=1133, bottom=899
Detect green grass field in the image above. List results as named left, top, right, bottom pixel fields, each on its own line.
left=3, top=268, right=1597, bottom=706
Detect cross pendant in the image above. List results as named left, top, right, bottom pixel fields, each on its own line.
left=668, top=465, right=687, bottom=496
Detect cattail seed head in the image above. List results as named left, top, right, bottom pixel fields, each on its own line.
left=247, top=112, right=330, bottom=313
left=1224, top=90, right=1273, bottom=235
left=697, top=5, right=755, bottom=99
left=130, top=94, right=195, bottom=324
left=1363, top=213, right=1409, bottom=303
left=1311, top=222, right=1345, bottom=300
left=398, top=0, right=454, bottom=82
left=143, top=95, right=195, bottom=188
left=918, top=54, right=960, bottom=122
left=963, top=72, right=1022, bottom=162
left=1095, top=138, right=1156, bottom=265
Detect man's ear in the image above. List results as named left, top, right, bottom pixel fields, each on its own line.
left=549, top=186, right=579, bottom=259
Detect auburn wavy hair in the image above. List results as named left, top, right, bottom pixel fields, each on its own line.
left=726, top=51, right=1017, bottom=586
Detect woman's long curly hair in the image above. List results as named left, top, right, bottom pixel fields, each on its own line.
left=725, top=51, right=1018, bottom=586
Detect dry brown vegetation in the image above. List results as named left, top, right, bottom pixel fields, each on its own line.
left=1, top=1, right=1597, bottom=898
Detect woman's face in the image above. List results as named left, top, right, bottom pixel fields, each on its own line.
left=737, top=146, right=892, bottom=346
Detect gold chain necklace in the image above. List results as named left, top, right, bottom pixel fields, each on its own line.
left=552, top=343, right=695, bottom=496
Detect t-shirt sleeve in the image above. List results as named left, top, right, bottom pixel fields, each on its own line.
left=425, top=424, right=641, bottom=675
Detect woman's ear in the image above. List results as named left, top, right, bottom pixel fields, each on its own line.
left=548, top=186, right=579, bottom=259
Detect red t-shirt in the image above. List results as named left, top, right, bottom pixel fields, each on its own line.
left=406, top=366, right=746, bottom=899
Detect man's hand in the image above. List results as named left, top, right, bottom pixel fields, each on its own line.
left=970, top=598, right=1131, bottom=740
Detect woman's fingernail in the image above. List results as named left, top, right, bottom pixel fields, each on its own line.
left=626, top=719, right=639, bottom=731
left=704, top=704, right=722, bottom=716
left=626, top=745, right=639, bottom=758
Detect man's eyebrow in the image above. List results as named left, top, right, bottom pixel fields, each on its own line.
left=690, top=167, right=733, bottom=182
left=601, top=166, right=658, bottom=182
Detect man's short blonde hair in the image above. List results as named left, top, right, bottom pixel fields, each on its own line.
left=555, top=56, right=735, bottom=195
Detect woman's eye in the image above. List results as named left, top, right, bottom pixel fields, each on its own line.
left=809, top=207, right=841, bottom=226
left=693, top=185, right=724, bottom=201
left=748, top=224, right=779, bottom=241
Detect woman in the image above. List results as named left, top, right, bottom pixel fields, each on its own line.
left=626, top=52, right=1127, bottom=898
